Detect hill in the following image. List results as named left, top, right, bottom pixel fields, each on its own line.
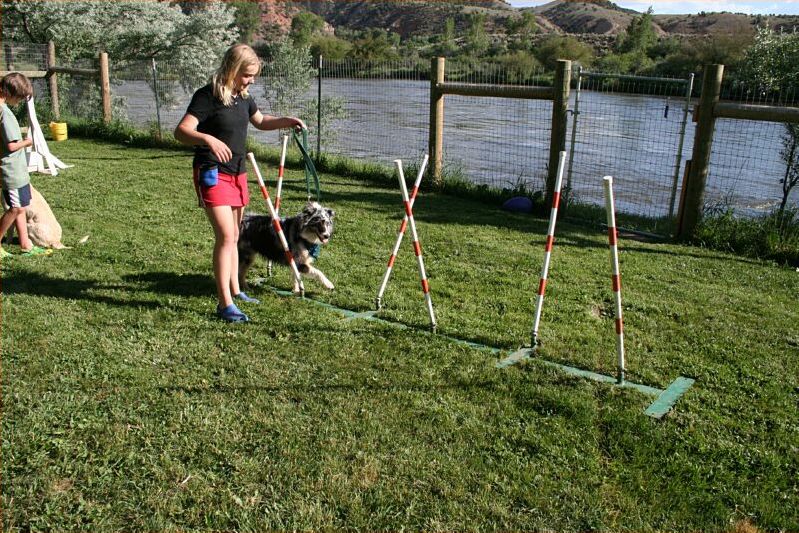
left=253, top=0, right=799, bottom=40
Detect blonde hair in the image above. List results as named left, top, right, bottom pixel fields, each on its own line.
left=211, top=44, right=260, bottom=106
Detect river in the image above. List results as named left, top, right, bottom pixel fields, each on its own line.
left=118, top=77, right=796, bottom=219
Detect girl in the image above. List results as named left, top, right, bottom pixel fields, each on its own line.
left=175, top=43, right=305, bottom=322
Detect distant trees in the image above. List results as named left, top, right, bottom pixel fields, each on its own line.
left=349, top=28, right=400, bottom=61
left=230, top=1, right=261, bottom=44
left=2, top=0, right=237, bottom=85
left=534, top=35, right=594, bottom=70
left=596, top=8, right=657, bottom=74
left=290, top=11, right=325, bottom=49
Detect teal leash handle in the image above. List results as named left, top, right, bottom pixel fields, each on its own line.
left=293, top=128, right=321, bottom=201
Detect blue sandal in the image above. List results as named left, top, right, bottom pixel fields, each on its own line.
left=234, top=291, right=260, bottom=304
left=216, top=303, right=249, bottom=323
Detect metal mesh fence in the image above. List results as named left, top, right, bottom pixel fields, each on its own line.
left=705, top=79, right=799, bottom=216
left=0, top=42, right=47, bottom=71
left=6, top=39, right=798, bottom=227
left=566, top=71, right=694, bottom=222
left=442, top=60, right=551, bottom=192
left=0, top=42, right=53, bottom=122
left=111, top=58, right=203, bottom=135
left=318, top=59, right=428, bottom=166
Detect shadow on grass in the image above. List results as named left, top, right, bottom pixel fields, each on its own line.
left=2, top=271, right=163, bottom=309
left=122, top=272, right=215, bottom=297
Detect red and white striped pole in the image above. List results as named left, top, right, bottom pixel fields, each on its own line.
left=247, top=152, right=305, bottom=297
left=375, top=154, right=428, bottom=310
left=603, top=175, right=625, bottom=384
left=395, top=159, right=437, bottom=332
left=531, top=150, right=567, bottom=347
left=275, top=133, right=289, bottom=212
left=268, top=134, right=290, bottom=277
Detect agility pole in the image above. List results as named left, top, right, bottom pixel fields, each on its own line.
left=268, top=134, right=290, bottom=277
left=603, top=176, right=625, bottom=384
left=531, top=150, right=568, bottom=347
left=375, top=154, right=429, bottom=310
left=395, top=159, right=437, bottom=332
left=247, top=152, right=305, bottom=297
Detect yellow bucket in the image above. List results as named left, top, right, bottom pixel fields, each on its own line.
left=49, top=122, right=68, bottom=141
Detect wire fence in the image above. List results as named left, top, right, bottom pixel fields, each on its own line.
left=567, top=71, right=694, bottom=223
left=4, top=41, right=798, bottom=231
left=704, top=80, right=799, bottom=217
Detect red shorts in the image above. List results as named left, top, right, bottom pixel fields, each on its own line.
left=193, top=167, right=249, bottom=208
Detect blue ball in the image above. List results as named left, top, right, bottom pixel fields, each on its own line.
left=502, top=196, right=533, bottom=213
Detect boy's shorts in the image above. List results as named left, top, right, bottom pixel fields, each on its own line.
left=193, top=167, right=249, bottom=208
left=2, top=183, right=32, bottom=208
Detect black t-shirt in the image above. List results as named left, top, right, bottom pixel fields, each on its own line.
left=185, top=84, right=258, bottom=175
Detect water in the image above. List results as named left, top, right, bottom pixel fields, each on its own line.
left=117, top=77, right=796, bottom=218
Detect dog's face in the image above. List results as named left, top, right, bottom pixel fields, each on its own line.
left=299, top=202, right=335, bottom=245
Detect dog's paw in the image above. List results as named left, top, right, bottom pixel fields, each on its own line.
left=323, top=280, right=335, bottom=290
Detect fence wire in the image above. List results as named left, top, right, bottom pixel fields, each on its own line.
left=567, top=72, right=693, bottom=222
left=441, top=61, right=551, bottom=192
left=320, top=59, right=428, bottom=166
left=6, top=40, right=798, bottom=229
left=705, top=79, right=799, bottom=216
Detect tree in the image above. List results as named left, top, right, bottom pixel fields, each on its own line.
left=2, top=0, right=237, bottom=91
left=740, top=28, right=799, bottom=224
left=261, top=40, right=346, bottom=150
left=534, top=35, right=594, bottom=71
left=290, top=12, right=325, bottom=50
left=464, top=12, right=489, bottom=58
left=230, top=1, right=261, bottom=44
left=616, top=7, right=657, bottom=55
left=505, top=11, right=537, bottom=39
left=310, top=35, right=352, bottom=62
left=350, top=29, right=400, bottom=62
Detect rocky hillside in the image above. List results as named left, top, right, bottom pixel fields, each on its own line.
left=253, top=0, right=798, bottom=40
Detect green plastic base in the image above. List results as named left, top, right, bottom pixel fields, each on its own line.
left=256, top=281, right=694, bottom=419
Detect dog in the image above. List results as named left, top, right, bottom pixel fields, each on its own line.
left=238, top=201, right=335, bottom=293
left=2, top=184, right=66, bottom=249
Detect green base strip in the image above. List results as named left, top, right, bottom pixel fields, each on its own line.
left=644, top=376, right=696, bottom=419
left=496, top=348, right=534, bottom=369
left=498, top=348, right=693, bottom=417
left=257, top=281, right=694, bottom=417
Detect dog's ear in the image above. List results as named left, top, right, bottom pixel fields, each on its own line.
left=300, top=202, right=315, bottom=223
left=325, top=208, right=335, bottom=219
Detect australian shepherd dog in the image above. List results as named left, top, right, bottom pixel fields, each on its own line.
left=238, top=201, right=335, bottom=293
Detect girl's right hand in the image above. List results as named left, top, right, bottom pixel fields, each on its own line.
left=206, top=135, right=232, bottom=163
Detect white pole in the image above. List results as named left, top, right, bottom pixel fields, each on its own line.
left=531, top=150, right=567, bottom=346
left=268, top=134, right=290, bottom=277
left=395, top=159, right=436, bottom=331
left=603, top=176, right=625, bottom=384
left=376, top=154, right=429, bottom=310
left=247, top=152, right=305, bottom=297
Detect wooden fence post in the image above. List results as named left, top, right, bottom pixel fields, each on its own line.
left=47, top=41, right=60, bottom=120
left=678, top=64, right=723, bottom=240
left=547, top=59, right=571, bottom=208
left=99, top=51, right=111, bottom=124
left=428, top=57, right=445, bottom=187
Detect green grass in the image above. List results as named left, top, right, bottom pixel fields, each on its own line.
left=2, top=138, right=798, bottom=531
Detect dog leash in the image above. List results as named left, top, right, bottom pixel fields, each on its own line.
left=292, top=128, right=321, bottom=202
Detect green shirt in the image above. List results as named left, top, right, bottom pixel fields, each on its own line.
left=1, top=103, right=30, bottom=190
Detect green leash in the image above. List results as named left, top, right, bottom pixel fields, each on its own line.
left=292, top=128, right=321, bottom=201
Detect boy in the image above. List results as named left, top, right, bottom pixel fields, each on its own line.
left=0, top=72, right=50, bottom=257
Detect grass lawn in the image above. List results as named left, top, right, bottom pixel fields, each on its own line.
left=2, top=138, right=797, bottom=531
